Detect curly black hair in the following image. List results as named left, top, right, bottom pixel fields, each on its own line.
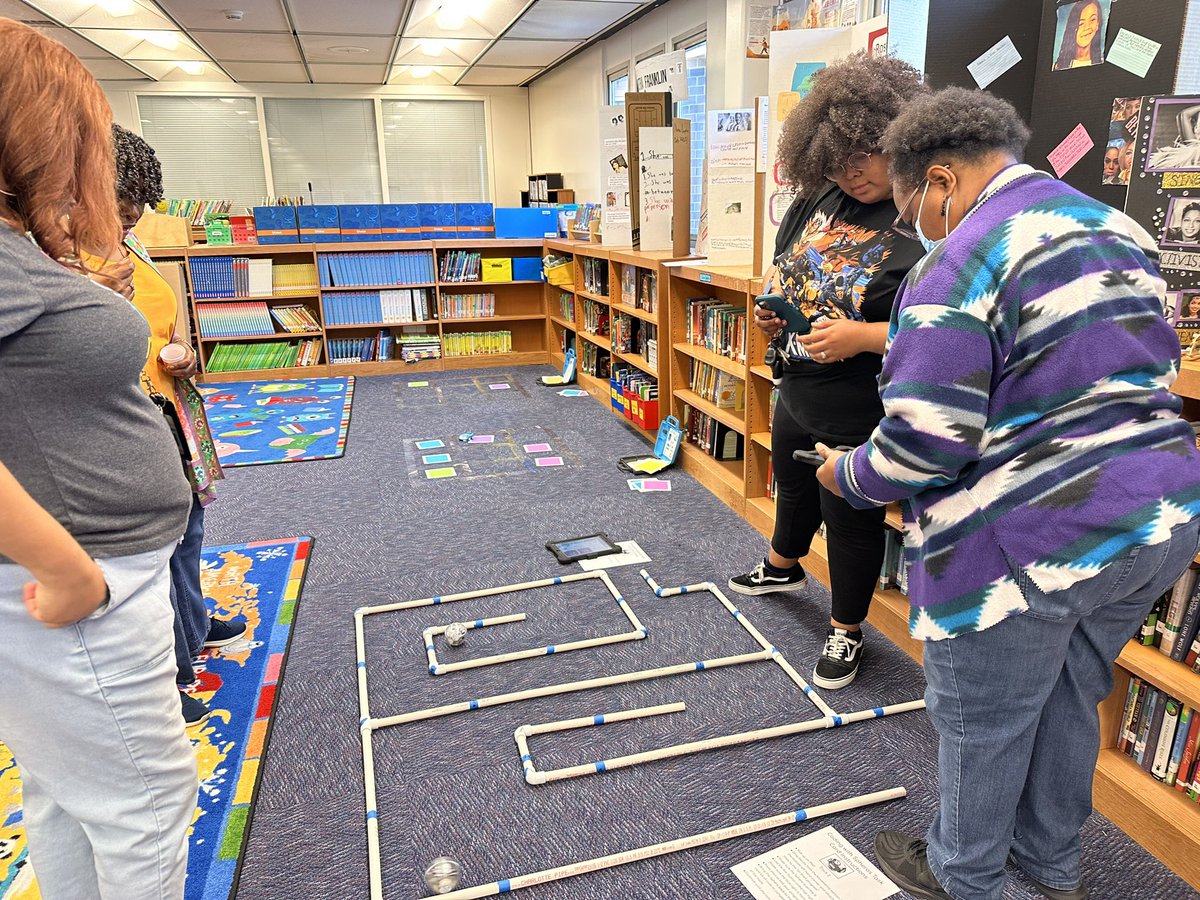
left=881, top=87, right=1032, bottom=189
left=112, top=123, right=163, bottom=208
left=776, top=52, right=926, bottom=192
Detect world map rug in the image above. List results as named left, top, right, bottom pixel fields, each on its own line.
left=0, top=536, right=313, bottom=900
left=200, top=376, right=354, bottom=467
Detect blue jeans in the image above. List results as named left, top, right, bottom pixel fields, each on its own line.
left=0, top=545, right=198, bottom=899
left=169, top=496, right=208, bottom=685
left=923, top=519, right=1200, bottom=900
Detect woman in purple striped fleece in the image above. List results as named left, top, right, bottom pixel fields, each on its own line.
left=816, top=87, right=1200, bottom=900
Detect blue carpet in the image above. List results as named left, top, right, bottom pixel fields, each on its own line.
left=200, top=367, right=1197, bottom=900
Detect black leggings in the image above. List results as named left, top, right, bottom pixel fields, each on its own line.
left=770, top=395, right=886, bottom=626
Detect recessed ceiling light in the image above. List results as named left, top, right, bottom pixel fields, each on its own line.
left=328, top=45, right=370, bottom=54
left=177, top=60, right=205, bottom=75
left=421, top=39, right=445, bottom=56
left=97, top=0, right=137, bottom=16
left=435, top=1, right=467, bottom=30
left=410, top=65, right=432, bottom=78
left=134, top=29, right=179, bottom=51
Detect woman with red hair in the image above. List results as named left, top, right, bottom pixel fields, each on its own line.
left=0, top=18, right=197, bottom=899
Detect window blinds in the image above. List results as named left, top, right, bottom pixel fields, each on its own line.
left=264, top=98, right=383, bottom=204
left=381, top=99, right=489, bottom=203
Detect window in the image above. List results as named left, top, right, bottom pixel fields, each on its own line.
left=673, top=37, right=707, bottom=243
left=381, top=99, right=488, bottom=202
left=264, top=99, right=382, bottom=204
left=608, top=71, right=629, bottom=106
left=137, top=95, right=267, bottom=211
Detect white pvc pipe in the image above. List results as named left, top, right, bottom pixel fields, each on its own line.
left=430, top=629, right=646, bottom=675
left=424, top=614, right=529, bottom=672
left=519, top=702, right=686, bottom=738
left=432, top=786, right=908, bottom=899
left=361, top=570, right=608, bottom=617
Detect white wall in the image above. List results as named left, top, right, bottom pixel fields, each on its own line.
left=100, top=81, right=533, bottom=207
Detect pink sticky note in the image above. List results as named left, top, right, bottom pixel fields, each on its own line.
left=489, top=383, right=511, bottom=391
left=469, top=434, right=495, bottom=444
left=641, top=479, right=672, bottom=491
left=1047, top=124, right=1094, bottom=178
left=534, top=456, right=564, bottom=467
left=524, top=443, right=552, bottom=453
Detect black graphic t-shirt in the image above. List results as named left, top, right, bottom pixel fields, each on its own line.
left=771, top=185, right=923, bottom=442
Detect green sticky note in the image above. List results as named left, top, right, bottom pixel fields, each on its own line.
left=425, top=467, right=457, bottom=479
left=408, top=381, right=429, bottom=387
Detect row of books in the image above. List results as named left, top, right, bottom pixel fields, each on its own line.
left=157, top=198, right=232, bottom=226
left=271, top=305, right=322, bottom=334
left=1139, top=563, right=1200, bottom=670
left=318, top=251, right=435, bottom=288
left=396, top=333, right=442, bottom=362
left=681, top=405, right=744, bottom=461
left=583, top=299, right=609, bottom=337
left=618, top=266, right=658, bottom=313
left=207, top=339, right=321, bottom=373
left=690, top=360, right=745, bottom=410
left=440, top=251, right=484, bottom=283
left=879, top=529, right=910, bottom=593
left=191, top=257, right=249, bottom=300
left=581, top=341, right=610, bottom=378
left=582, top=257, right=608, bottom=295
left=273, top=263, right=320, bottom=295
left=196, top=302, right=274, bottom=338
left=1116, top=678, right=1200, bottom=799
left=558, top=291, right=574, bottom=321
left=253, top=203, right=496, bottom=244
left=686, top=298, right=748, bottom=363
left=441, top=293, right=496, bottom=319
left=328, top=333, right=395, bottom=364
left=612, top=312, right=637, bottom=354
left=443, top=331, right=513, bottom=357
left=324, top=290, right=433, bottom=325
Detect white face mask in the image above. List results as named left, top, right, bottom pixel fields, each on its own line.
left=914, top=181, right=948, bottom=254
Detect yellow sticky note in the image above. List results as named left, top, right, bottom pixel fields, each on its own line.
left=628, top=458, right=669, bottom=474
left=409, top=381, right=429, bottom=387
left=425, top=467, right=457, bottom=479
left=541, top=375, right=566, bottom=385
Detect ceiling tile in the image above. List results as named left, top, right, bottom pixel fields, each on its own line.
left=307, top=62, right=387, bottom=84
left=33, top=25, right=112, bottom=58
left=394, top=37, right=488, bottom=67
left=189, top=30, right=301, bottom=62
left=223, top=60, right=311, bottom=83
left=77, top=27, right=209, bottom=60
left=135, top=58, right=234, bottom=81
left=85, top=58, right=153, bottom=80
left=298, top=33, right=394, bottom=64
left=387, top=65, right=464, bottom=86
left=479, top=39, right=578, bottom=68
left=0, top=0, right=36, bottom=21
left=155, top=0, right=292, bottom=32
left=404, top=0, right=528, bottom=39
left=283, top=0, right=401, bottom=36
left=29, top=0, right=175, bottom=30
left=507, top=0, right=638, bottom=40
left=457, top=66, right=541, bottom=86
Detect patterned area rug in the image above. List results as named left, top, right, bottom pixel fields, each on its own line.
left=200, top=377, right=354, bottom=467
left=0, top=537, right=312, bottom=900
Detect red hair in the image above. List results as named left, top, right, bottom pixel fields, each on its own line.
left=0, top=17, right=120, bottom=263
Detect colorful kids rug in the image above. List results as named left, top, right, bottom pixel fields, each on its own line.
left=200, top=376, right=354, bottom=467
left=0, top=536, right=312, bottom=900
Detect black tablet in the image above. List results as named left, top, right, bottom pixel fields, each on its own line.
left=546, top=533, right=622, bottom=564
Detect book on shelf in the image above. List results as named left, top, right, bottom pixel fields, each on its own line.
left=323, top=290, right=432, bottom=325
left=681, top=405, right=743, bottom=461
left=620, top=266, right=637, bottom=306
left=686, top=298, right=747, bottom=363
left=318, top=251, right=435, bottom=287
left=273, top=262, right=319, bottom=295
left=296, top=205, right=341, bottom=243
left=1119, top=678, right=1200, bottom=800
left=583, top=299, right=609, bottom=336
left=580, top=340, right=610, bottom=378
left=439, top=251, right=483, bottom=283
left=558, top=291, right=574, bottom=321
left=197, top=301, right=274, bottom=338
left=690, top=360, right=745, bottom=410
left=396, top=332, right=442, bottom=362
left=637, top=270, right=657, bottom=313
left=1162, top=565, right=1200, bottom=658
left=206, top=338, right=320, bottom=373
left=581, top=257, right=608, bottom=294
left=269, top=305, right=321, bottom=334
left=338, top=204, right=382, bottom=242
left=440, top=293, right=496, bottom=319
left=379, top=204, right=423, bottom=242
left=442, top=330, right=513, bottom=357
left=157, top=198, right=232, bottom=226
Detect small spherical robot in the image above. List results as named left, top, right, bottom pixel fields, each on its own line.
left=423, top=856, right=462, bottom=894
left=444, top=622, right=468, bottom=647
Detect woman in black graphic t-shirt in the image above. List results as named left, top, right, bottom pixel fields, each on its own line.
left=727, top=53, right=924, bottom=691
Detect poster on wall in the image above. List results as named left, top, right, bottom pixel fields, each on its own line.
left=634, top=49, right=688, bottom=100
left=707, top=109, right=758, bottom=267
left=1125, top=94, right=1200, bottom=355
left=600, top=104, right=634, bottom=247
left=747, top=3, right=772, bottom=58
left=1104, top=97, right=1141, bottom=185
left=1051, top=0, right=1112, bottom=72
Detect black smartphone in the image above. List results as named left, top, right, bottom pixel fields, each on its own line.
left=755, top=293, right=811, bottom=337
left=792, top=446, right=855, bottom=466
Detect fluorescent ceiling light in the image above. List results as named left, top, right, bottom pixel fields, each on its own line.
left=134, top=29, right=179, bottom=50
left=176, top=60, right=205, bottom=75
left=97, top=0, right=137, bottom=15
left=435, top=1, right=467, bottom=30
left=421, top=39, right=445, bottom=56
left=410, top=65, right=432, bottom=78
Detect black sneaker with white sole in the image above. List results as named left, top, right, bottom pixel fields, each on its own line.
left=727, top=559, right=808, bottom=596
left=812, top=626, right=864, bottom=689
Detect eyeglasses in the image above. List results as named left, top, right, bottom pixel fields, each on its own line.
left=823, top=150, right=874, bottom=182
left=891, top=181, right=925, bottom=241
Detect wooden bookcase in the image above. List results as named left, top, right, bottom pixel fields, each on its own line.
left=153, top=238, right=550, bottom=382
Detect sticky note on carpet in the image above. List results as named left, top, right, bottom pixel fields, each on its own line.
left=416, top=439, right=445, bottom=450
left=524, top=443, right=552, bottom=453
left=534, top=456, right=564, bottom=467
left=425, top=467, right=457, bottom=479
left=489, top=383, right=512, bottom=391
left=469, top=434, right=495, bottom=444
left=422, top=453, right=451, bottom=465
left=559, top=389, right=589, bottom=397
left=408, top=381, right=429, bottom=388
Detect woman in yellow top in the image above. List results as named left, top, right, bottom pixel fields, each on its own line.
left=110, top=125, right=243, bottom=726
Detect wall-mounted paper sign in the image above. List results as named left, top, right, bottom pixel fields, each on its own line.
left=635, top=48, right=689, bottom=99
left=1107, top=28, right=1162, bottom=79
left=1047, top=123, right=1095, bottom=177
left=967, top=35, right=1021, bottom=89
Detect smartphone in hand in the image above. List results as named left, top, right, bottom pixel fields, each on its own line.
left=756, top=293, right=811, bottom=337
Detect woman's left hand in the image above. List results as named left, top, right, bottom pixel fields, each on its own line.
left=814, top=442, right=846, bottom=497
left=798, top=319, right=869, bottom=364
left=161, top=342, right=198, bottom=379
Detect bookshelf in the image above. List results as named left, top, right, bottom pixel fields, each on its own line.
left=154, top=238, right=552, bottom=381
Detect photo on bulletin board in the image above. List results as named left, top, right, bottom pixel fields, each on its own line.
left=1051, top=0, right=1111, bottom=72
left=1173, top=290, right=1200, bottom=325
left=1164, top=291, right=1179, bottom=322
left=1145, top=98, right=1200, bottom=172
left=1103, top=97, right=1141, bottom=185
left=1163, top=197, right=1200, bottom=248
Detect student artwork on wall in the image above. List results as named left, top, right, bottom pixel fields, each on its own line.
left=1051, top=0, right=1112, bottom=71
left=600, top=105, right=634, bottom=248
left=1144, top=98, right=1200, bottom=172
left=1163, top=198, right=1200, bottom=249
left=1104, top=97, right=1141, bottom=186
left=707, top=108, right=757, bottom=266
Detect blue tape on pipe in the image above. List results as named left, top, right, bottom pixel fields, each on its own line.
left=469, top=700, right=479, bottom=710
left=680, top=586, right=689, bottom=593
left=360, top=717, right=369, bottom=727
left=832, top=715, right=843, bottom=726
left=732, top=609, right=742, bottom=618
left=595, top=761, right=607, bottom=772
left=546, top=645, right=556, bottom=654
left=593, top=715, right=604, bottom=725
left=694, top=661, right=705, bottom=670
left=499, top=880, right=512, bottom=893
left=432, top=597, right=442, bottom=604
left=357, top=661, right=366, bottom=669
left=554, top=577, right=563, bottom=585
left=425, top=645, right=435, bottom=652
left=429, top=665, right=437, bottom=675
left=802, top=685, right=813, bottom=695
left=475, top=619, right=484, bottom=628
left=366, top=810, right=378, bottom=820
left=874, top=707, right=885, bottom=717
left=521, top=754, right=531, bottom=762
left=794, top=810, right=808, bottom=822
left=640, top=628, right=649, bottom=636
left=616, top=596, right=625, bottom=603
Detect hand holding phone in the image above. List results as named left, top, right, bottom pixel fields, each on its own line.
left=756, top=293, right=811, bottom=337
left=793, top=445, right=854, bottom=466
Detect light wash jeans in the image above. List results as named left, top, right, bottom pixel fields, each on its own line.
left=923, top=519, right=1200, bottom=899
left=169, top=497, right=208, bottom=685
left=0, top=544, right=198, bottom=900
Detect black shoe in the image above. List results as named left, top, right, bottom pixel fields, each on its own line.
left=180, top=690, right=211, bottom=728
left=1008, top=854, right=1089, bottom=899
left=874, top=831, right=952, bottom=900
left=727, top=559, right=808, bottom=596
left=203, top=617, right=247, bottom=648
left=812, top=626, right=864, bottom=689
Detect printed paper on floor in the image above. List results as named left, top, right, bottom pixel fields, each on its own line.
left=732, top=825, right=899, bottom=900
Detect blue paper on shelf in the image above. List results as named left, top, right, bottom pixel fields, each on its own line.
left=338, top=204, right=382, bottom=242
left=296, top=205, right=340, bottom=243
left=252, top=206, right=298, bottom=244
left=495, top=207, right=557, bottom=239
left=455, top=203, right=495, bottom=238
left=379, top=204, right=422, bottom=242
left=511, top=257, right=543, bottom=282
left=617, top=416, right=683, bottom=475
left=419, top=203, right=456, bottom=241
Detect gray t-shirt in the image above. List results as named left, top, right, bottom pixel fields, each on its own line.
left=0, top=224, right=191, bottom=561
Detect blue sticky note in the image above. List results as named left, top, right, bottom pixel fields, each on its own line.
left=416, top=439, right=445, bottom=450
left=423, top=453, right=452, bottom=465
